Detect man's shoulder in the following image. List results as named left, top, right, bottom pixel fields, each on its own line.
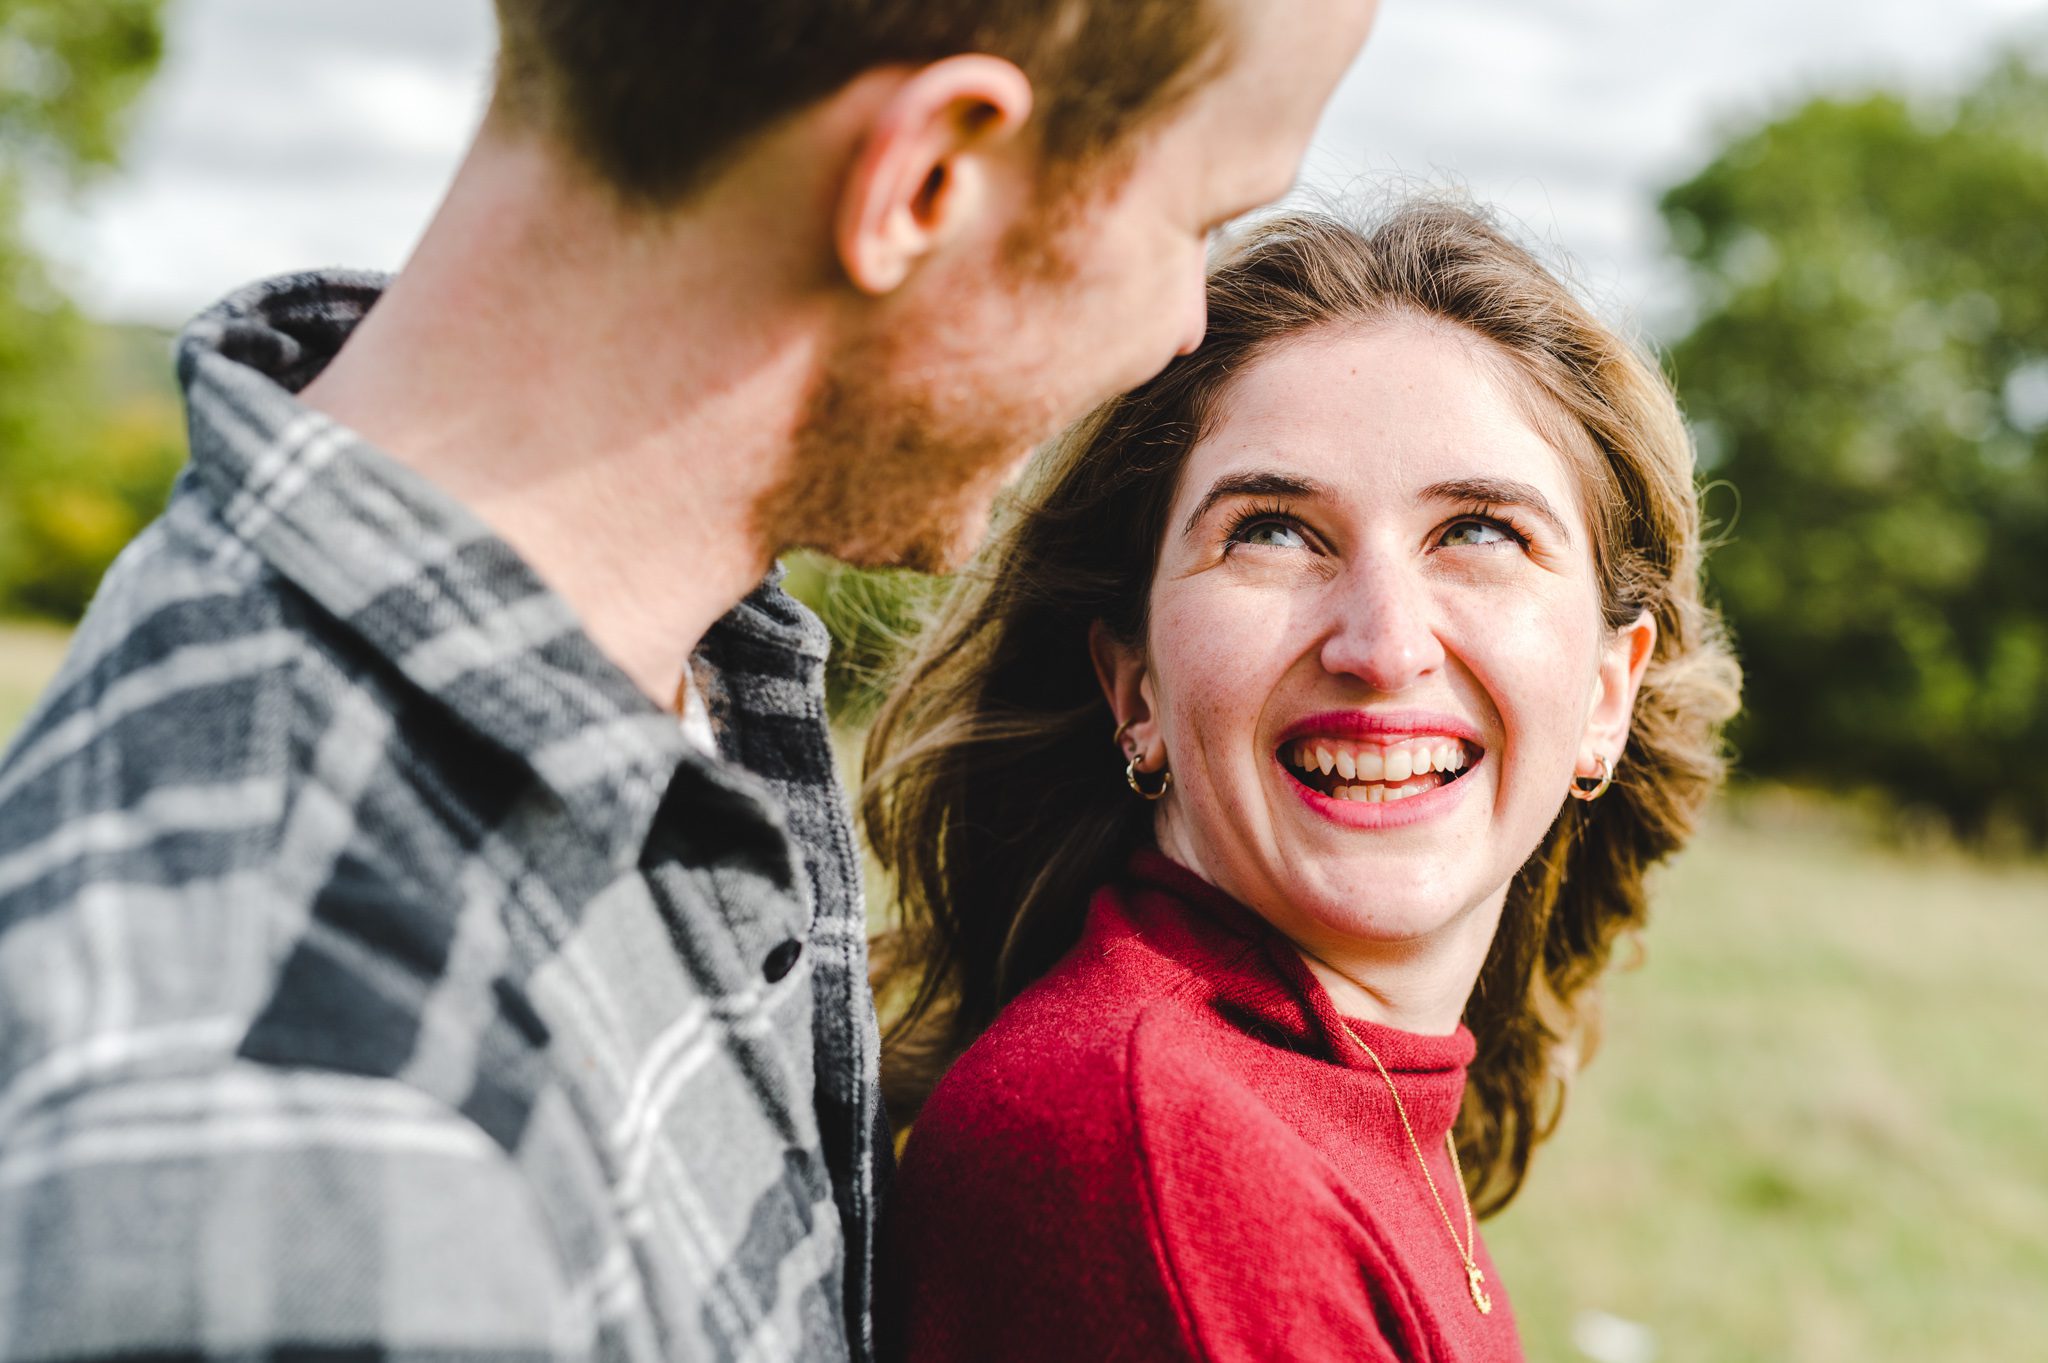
left=0, top=485, right=450, bottom=1099
left=6, top=474, right=331, bottom=751
left=0, top=490, right=299, bottom=873
left=0, top=481, right=350, bottom=865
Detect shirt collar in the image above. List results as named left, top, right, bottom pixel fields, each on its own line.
left=174, top=270, right=805, bottom=871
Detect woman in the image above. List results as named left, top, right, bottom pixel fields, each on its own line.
left=863, top=204, right=1740, bottom=1361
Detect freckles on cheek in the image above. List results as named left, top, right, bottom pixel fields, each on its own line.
left=1150, top=585, right=1285, bottom=673
left=1150, top=586, right=1291, bottom=762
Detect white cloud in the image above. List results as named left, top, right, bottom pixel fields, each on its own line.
left=33, top=0, right=491, bottom=321
left=1298, top=0, right=2046, bottom=334
left=37, top=0, right=2045, bottom=332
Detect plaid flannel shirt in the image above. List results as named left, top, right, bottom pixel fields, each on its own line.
left=0, top=272, right=885, bottom=1361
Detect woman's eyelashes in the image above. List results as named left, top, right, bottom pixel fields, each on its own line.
left=1220, top=501, right=1536, bottom=558
left=1221, top=502, right=1317, bottom=555
left=1434, top=508, right=1532, bottom=552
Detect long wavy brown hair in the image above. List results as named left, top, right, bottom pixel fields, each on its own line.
left=861, top=202, right=1741, bottom=1215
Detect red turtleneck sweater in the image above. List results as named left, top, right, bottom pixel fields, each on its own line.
left=881, top=852, right=1526, bottom=1362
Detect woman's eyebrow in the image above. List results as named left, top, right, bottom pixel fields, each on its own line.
left=1420, top=477, right=1573, bottom=545
left=1181, top=470, right=1331, bottom=538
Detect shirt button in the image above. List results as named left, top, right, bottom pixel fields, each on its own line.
left=763, top=939, right=803, bottom=983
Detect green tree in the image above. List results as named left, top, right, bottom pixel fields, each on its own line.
left=1, top=0, right=173, bottom=619
left=1662, top=41, right=2048, bottom=841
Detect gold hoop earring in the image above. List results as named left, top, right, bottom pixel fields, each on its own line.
left=1126, top=757, right=1172, bottom=801
left=1570, top=753, right=1615, bottom=801
left=1115, top=716, right=1171, bottom=799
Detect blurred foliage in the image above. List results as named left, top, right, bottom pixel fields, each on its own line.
left=782, top=551, right=945, bottom=726
left=0, top=0, right=174, bottom=620
left=0, top=339, right=181, bottom=617
left=1, top=0, right=165, bottom=169
left=1663, top=42, right=2048, bottom=843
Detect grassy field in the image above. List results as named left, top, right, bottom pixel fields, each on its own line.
left=4, top=618, right=2043, bottom=1361
left=1486, top=808, right=2048, bottom=1362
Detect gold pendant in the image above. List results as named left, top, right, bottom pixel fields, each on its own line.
left=1467, top=1263, right=1493, bottom=1315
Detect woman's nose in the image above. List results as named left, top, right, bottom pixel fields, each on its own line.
left=1316, top=567, right=1445, bottom=694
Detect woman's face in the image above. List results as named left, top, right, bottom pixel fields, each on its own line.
left=1096, top=318, right=1653, bottom=968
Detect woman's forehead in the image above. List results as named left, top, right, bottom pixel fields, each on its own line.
left=1178, top=322, right=1588, bottom=523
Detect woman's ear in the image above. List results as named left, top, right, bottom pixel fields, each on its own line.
left=1089, top=619, right=1158, bottom=761
left=1578, top=609, right=1657, bottom=777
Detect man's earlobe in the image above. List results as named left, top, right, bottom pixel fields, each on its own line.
left=834, top=55, right=1034, bottom=296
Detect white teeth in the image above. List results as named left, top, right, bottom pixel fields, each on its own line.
left=1329, top=779, right=1433, bottom=804
left=1286, top=735, right=1477, bottom=789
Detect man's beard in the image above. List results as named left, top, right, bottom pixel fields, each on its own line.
left=763, top=320, right=1059, bottom=574
left=761, top=192, right=1104, bottom=572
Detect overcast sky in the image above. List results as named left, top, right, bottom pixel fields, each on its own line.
left=32, top=0, right=2047, bottom=337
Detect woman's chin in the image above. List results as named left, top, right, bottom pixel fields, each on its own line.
left=1257, top=814, right=1503, bottom=949
left=1290, top=883, right=1479, bottom=949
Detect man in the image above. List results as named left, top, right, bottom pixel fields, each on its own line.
left=0, top=1, right=1377, bottom=1358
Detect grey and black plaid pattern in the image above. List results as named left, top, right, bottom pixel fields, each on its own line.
left=0, top=272, right=884, bottom=1361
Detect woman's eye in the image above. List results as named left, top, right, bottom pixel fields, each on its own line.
left=1438, top=518, right=1518, bottom=549
left=1232, top=518, right=1308, bottom=549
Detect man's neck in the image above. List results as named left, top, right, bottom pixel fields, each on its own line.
left=299, top=125, right=834, bottom=709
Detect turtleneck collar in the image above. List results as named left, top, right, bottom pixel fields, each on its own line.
left=1104, top=847, right=1476, bottom=1141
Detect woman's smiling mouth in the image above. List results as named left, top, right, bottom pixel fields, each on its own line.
left=1270, top=711, right=1487, bottom=825
left=1280, top=735, right=1477, bottom=802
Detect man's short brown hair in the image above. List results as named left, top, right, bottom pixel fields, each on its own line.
left=491, top=0, right=1229, bottom=204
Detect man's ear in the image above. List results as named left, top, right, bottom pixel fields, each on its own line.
left=1579, top=609, right=1657, bottom=774
left=1089, top=618, right=1158, bottom=758
left=834, top=54, right=1034, bottom=295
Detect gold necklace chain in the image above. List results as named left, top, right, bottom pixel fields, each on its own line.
left=1334, top=1016, right=1493, bottom=1315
